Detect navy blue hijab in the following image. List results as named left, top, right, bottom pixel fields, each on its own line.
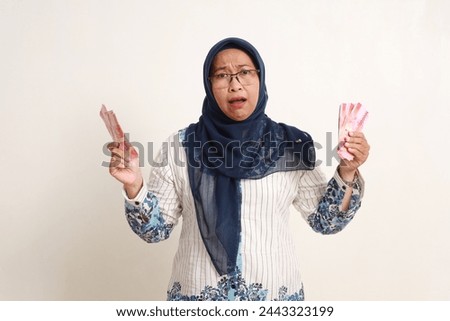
left=183, top=38, right=315, bottom=276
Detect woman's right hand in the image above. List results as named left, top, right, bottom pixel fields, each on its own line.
left=107, top=140, right=143, bottom=198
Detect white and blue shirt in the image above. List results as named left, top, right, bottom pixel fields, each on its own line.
left=123, top=130, right=364, bottom=301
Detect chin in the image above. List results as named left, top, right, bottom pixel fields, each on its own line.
left=229, top=113, right=250, bottom=122
left=228, top=107, right=255, bottom=122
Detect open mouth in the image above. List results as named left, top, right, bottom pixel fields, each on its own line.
left=228, top=97, right=247, bottom=106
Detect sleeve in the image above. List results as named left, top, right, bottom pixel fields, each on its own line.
left=292, top=167, right=365, bottom=235
left=123, top=137, right=182, bottom=243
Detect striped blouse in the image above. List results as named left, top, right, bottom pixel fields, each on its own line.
left=123, top=129, right=364, bottom=301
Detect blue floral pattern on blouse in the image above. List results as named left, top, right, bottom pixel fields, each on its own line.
left=167, top=268, right=304, bottom=301
left=125, top=191, right=174, bottom=243
left=307, top=177, right=361, bottom=234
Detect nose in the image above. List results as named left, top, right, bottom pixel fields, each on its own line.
left=228, top=75, right=242, bottom=92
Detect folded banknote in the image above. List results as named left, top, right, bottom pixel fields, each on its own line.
left=338, top=102, right=368, bottom=161
left=99, top=104, right=138, bottom=158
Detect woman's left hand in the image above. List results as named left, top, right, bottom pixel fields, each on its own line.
left=339, top=131, right=370, bottom=172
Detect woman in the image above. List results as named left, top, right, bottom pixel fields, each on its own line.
left=107, top=37, right=369, bottom=301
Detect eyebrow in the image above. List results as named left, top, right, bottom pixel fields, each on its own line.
left=213, top=64, right=253, bottom=73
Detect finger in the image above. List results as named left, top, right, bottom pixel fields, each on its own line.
left=109, top=147, right=125, bottom=158
left=107, top=142, right=120, bottom=150
left=347, top=145, right=369, bottom=165
left=352, top=139, right=370, bottom=153
left=109, top=139, right=127, bottom=150
left=348, top=132, right=369, bottom=149
left=348, top=131, right=366, bottom=139
left=346, top=134, right=368, bottom=146
left=110, top=146, right=134, bottom=159
left=110, top=155, right=124, bottom=168
left=345, top=141, right=369, bottom=156
left=108, top=137, right=136, bottom=156
left=111, top=152, right=124, bottom=163
left=347, top=147, right=365, bottom=160
left=110, top=148, right=135, bottom=166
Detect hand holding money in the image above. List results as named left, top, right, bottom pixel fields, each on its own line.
left=100, top=105, right=143, bottom=196
left=338, top=103, right=368, bottom=160
left=337, top=103, right=370, bottom=173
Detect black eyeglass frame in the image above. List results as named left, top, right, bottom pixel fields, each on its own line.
left=208, top=69, right=260, bottom=85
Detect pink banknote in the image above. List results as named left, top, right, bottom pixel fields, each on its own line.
left=99, top=105, right=138, bottom=158
left=338, top=103, right=368, bottom=160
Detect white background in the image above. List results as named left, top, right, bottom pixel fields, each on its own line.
left=1, top=0, right=449, bottom=300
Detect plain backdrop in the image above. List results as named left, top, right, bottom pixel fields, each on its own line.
left=1, top=0, right=449, bottom=300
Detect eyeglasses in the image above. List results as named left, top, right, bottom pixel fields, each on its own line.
left=209, top=69, right=260, bottom=88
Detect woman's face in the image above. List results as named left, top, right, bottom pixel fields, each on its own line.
left=210, top=49, right=260, bottom=122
